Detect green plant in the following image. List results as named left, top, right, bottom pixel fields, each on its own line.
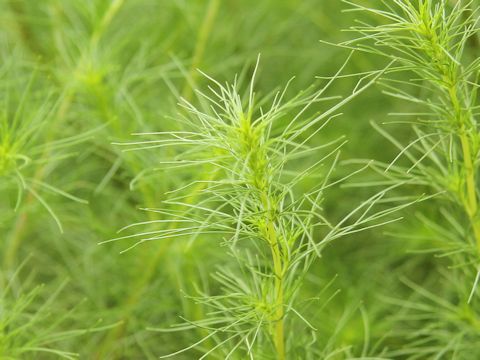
left=0, top=60, right=92, bottom=271
left=0, top=262, right=117, bottom=360
left=7, top=0, right=480, bottom=358
left=110, top=57, right=417, bottom=358
left=342, top=0, right=480, bottom=357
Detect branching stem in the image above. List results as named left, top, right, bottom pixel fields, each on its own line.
left=258, top=176, right=285, bottom=359
left=447, top=85, right=480, bottom=255
left=420, top=20, right=480, bottom=256
left=263, top=199, right=285, bottom=360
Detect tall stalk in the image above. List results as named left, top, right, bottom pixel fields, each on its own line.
left=344, top=0, right=480, bottom=262
left=114, top=58, right=407, bottom=358
left=343, top=0, right=480, bottom=356
left=242, top=115, right=287, bottom=358
left=181, top=0, right=220, bottom=101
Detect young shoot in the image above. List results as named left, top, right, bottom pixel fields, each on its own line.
left=342, top=0, right=480, bottom=356
left=343, top=0, right=480, bottom=260
left=112, top=58, right=412, bottom=358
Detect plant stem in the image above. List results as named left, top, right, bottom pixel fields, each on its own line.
left=181, top=0, right=220, bottom=101
left=242, top=113, right=286, bottom=358
left=421, top=22, right=480, bottom=256
left=459, top=130, right=480, bottom=253
left=447, top=85, right=479, bottom=254
left=261, top=193, right=285, bottom=360
left=268, top=221, right=285, bottom=360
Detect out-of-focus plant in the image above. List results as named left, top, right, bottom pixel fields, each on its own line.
left=0, top=264, right=116, bottom=360
left=0, top=60, right=90, bottom=271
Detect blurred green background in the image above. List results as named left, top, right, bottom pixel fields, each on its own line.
left=0, top=0, right=469, bottom=359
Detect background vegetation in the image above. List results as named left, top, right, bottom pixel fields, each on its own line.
left=0, top=0, right=479, bottom=358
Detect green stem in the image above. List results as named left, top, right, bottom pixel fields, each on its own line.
left=268, top=222, right=285, bottom=360
left=459, top=130, right=480, bottom=253
left=181, top=0, right=220, bottom=101
left=446, top=84, right=479, bottom=254
left=423, top=23, right=480, bottom=257
left=261, top=194, right=285, bottom=360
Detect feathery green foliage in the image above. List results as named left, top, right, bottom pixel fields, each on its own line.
left=342, top=0, right=480, bottom=357
left=1, top=0, right=480, bottom=358
left=111, top=60, right=417, bottom=358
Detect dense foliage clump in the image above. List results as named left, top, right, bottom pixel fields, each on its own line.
left=1, top=0, right=480, bottom=358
